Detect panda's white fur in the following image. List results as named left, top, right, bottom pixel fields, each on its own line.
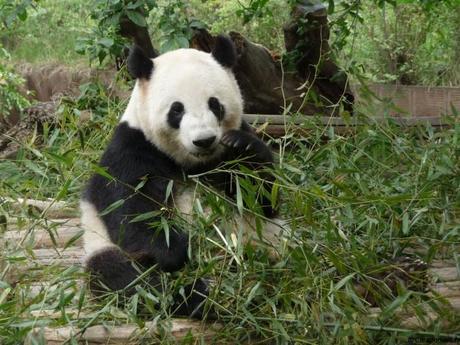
left=81, top=36, right=287, bottom=318
left=80, top=200, right=114, bottom=255
left=122, top=48, right=243, bottom=167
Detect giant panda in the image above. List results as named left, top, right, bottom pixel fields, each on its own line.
left=80, top=35, right=286, bottom=319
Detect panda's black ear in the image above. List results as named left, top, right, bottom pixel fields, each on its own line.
left=127, top=45, right=154, bottom=80
left=212, top=35, right=237, bottom=68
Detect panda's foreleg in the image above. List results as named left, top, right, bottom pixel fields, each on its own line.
left=221, top=129, right=274, bottom=166
left=221, top=129, right=276, bottom=218
left=149, top=228, right=189, bottom=273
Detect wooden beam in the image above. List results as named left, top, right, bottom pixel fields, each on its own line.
left=243, top=114, right=450, bottom=126
left=243, top=114, right=453, bottom=137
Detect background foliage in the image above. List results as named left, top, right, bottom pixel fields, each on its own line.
left=1, top=0, right=459, bottom=85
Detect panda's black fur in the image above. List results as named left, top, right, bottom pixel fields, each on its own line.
left=82, top=36, right=276, bottom=319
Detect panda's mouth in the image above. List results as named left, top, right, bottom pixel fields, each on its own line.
left=190, top=150, right=215, bottom=158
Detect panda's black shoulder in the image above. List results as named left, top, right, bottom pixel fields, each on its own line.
left=84, top=122, right=180, bottom=201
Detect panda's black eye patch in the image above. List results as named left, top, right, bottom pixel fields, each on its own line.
left=167, top=101, right=185, bottom=129
left=208, top=97, right=225, bottom=121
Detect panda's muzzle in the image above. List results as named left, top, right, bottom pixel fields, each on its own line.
left=192, top=136, right=216, bottom=149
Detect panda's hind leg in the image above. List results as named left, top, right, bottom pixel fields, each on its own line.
left=85, top=246, right=209, bottom=319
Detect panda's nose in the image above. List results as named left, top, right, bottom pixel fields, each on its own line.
left=193, top=136, right=216, bottom=149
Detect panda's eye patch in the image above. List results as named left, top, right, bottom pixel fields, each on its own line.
left=208, top=97, right=225, bottom=121
left=167, top=101, right=185, bottom=129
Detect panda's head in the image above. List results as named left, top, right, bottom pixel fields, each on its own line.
left=122, top=35, right=243, bottom=166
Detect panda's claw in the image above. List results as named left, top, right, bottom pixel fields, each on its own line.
left=245, top=144, right=252, bottom=151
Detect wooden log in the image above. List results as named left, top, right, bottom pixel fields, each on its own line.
left=26, top=319, right=221, bottom=345
left=27, top=247, right=84, bottom=266
left=369, top=296, right=460, bottom=328
left=430, top=281, right=460, bottom=297
left=429, top=266, right=460, bottom=282
left=3, top=222, right=83, bottom=249
left=4, top=247, right=84, bottom=282
left=2, top=198, right=76, bottom=218
left=25, top=280, right=84, bottom=299
left=6, top=217, right=80, bottom=229
left=28, top=308, right=84, bottom=319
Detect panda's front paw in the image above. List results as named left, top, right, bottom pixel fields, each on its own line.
left=171, top=278, right=214, bottom=319
left=221, top=130, right=272, bottom=163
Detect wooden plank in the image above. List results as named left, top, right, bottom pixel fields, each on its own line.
left=26, top=320, right=221, bottom=345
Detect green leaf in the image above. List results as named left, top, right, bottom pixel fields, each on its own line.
left=98, top=37, right=114, bottom=48
left=92, top=164, right=114, bottom=180
left=134, top=177, right=147, bottom=192
left=176, top=36, right=189, bottom=48
left=402, top=212, right=409, bottom=235
left=130, top=211, right=161, bottom=223
left=161, top=217, right=170, bottom=247
left=235, top=177, right=243, bottom=215
left=165, top=180, right=174, bottom=202
left=245, top=282, right=261, bottom=306
left=99, top=199, right=125, bottom=216
left=327, top=0, right=335, bottom=14
left=333, top=273, right=356, bottom=291
left=382, top=291, right=412, bottom=317
left=126, top=10, right=146, bottom=27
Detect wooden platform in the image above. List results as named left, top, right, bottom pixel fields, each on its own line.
left=2, top=199, right=459, bottom=344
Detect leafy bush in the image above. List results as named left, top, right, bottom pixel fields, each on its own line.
left=0, top=46, right=29, bottom=118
